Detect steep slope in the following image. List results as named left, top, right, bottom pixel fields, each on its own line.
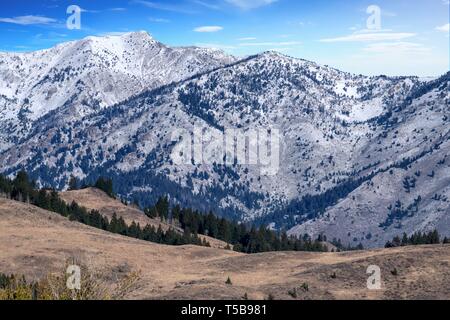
left=59, top=187, right=230, bottom=249
left=288, top=74, right=450, bottom=247
left=0, top=31, right=236, bottom=151
left=1, top=197, right=449, bottom=300
left=60, top=187, right=173, bottom=228
left=0, top=35, right=448, bottom=248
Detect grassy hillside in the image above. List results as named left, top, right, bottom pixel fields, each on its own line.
left=1, top=197, right=449, bottom=300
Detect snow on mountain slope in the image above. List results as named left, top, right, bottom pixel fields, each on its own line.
left=0, top=34, right=448, bottom=247
left=0, top=31, right=236, bottom=151
left=287, top=73, right=450, bottom=247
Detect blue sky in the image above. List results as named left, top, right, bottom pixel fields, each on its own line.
left=0, top=0, right=448, bottom=76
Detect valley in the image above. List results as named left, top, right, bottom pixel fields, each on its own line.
left=1, top=193, right=449, bottom=300
left=0, top=32, right=448, bottom=249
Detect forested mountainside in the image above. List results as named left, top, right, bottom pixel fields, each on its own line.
left=0, top=32, right=448, bottom=248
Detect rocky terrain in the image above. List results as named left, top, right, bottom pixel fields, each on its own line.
left=0, top=32, right=448, bottom=248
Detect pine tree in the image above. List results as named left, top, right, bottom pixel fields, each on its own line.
left=401, top=233, right=409, bottom=246
left=108, top=213, right=119, bottom=233
left=155, top=196, right=169, bottom=220
left=94, top=177, right=114, bottom=198
left=12, top=170, right=32, bottom=202
left=392, top=235, right=401, bottom=247
left=171, top=205, right=181, bottom=223
left=144, top=207, right=158, bottom=219
left=68, top=175, right=78, bottom=191
left=36, top=189, right=51, bottom=210
left=218, top=218, right=231, bottom=243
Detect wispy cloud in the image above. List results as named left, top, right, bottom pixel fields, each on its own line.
left=192, top=0, right=221, bottom=10
left=149, top=17, right=170, bottom=23
left=0, top=15, right=58, bottom=26
left=194, top=26, right=223, bottom=32
left=362, top=42, right=431, bottom=54
left=320, top=31, right=415, bottom=43
left=79, top=8, right=101, bottom=13
left=436, top=23, right=449, bottom=32
left=225, top=0, right=277, bottom=10
left=133, top=1, right=196, bottom=14
left=32, top=32, right=70, bottom=44
left=238, top=37, right=257, bottom=41
left=109, top=8, right=127, bottom=12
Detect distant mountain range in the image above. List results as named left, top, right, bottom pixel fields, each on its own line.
left=1, top=31, right=448, bottom=248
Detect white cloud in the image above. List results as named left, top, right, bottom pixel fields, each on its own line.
left=238, top=37, right=257, bottom=41
left=326, top=40, right=442, bottom=77
left=133, top=1, right=196, bottom=14
left=0, top=15, right=57, bottom=26
left=322, top=45, right=446, bottom=77
left=194, top=26, right=223, bottom=32
left=320, top=32, right=416, bottom=43
left=436, top=23, right=449, bottom=32
left=193, top=0, right=221, bottom=10
left=79, top=8, right=100, bottom=13
left=149, top=17, right=170, bottom=23
left=362, top=42, right=431, bottom=54
left=226, top=0, right=277, bottom=10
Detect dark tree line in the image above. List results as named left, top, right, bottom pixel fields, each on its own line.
left=385, top=230, right=449, bottom=248
left=0, top=171, right=207, bottom=247
left=1, top=171, right=328, bottom=253
left=144, top=198, right=328, bottom=253
left=330, top=238, right=364, bottom=251
left=68, top=175, right=114, bottom=198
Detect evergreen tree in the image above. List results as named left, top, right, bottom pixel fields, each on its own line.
left=401, top=233, right=409, bottom=246
left=144, top=207, right=158, bottom=219
left=94, top=177, right=114, bottom=198
left=155, top=196, right=169, bottom=220
left=68, top=175, right=78, bottom=191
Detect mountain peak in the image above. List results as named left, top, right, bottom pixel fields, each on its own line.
left=83, top=30, right=154, bottom=44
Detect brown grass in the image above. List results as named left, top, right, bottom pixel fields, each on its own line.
left=59, top=188, right=230, bottom=249
left=1, top=197, right=449, bottom=300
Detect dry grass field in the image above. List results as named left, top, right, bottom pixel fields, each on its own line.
left=1, top=196, right=449, bottom=300
left=59, top=188, right=230, bottom=249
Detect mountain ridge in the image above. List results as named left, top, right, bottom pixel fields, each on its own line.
left=0, top=32, right=448, bottom=248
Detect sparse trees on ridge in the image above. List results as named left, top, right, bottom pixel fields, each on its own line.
left=385, top=230, right=443, bottom=248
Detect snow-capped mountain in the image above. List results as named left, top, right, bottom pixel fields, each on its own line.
left=0, top=32, right=448, bottom=247
left=0, top=31, right=236, bottom=151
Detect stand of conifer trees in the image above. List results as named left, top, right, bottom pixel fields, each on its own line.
left=144, top=200, right=328, bottom=253
left=1, top=171, right=330, bottom=253
left=385, top=230, right=448, bottom=248
left=0, top=171, right=206, bottom=247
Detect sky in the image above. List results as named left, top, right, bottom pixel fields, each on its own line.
left=0, top=0, right=448, bottom=76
